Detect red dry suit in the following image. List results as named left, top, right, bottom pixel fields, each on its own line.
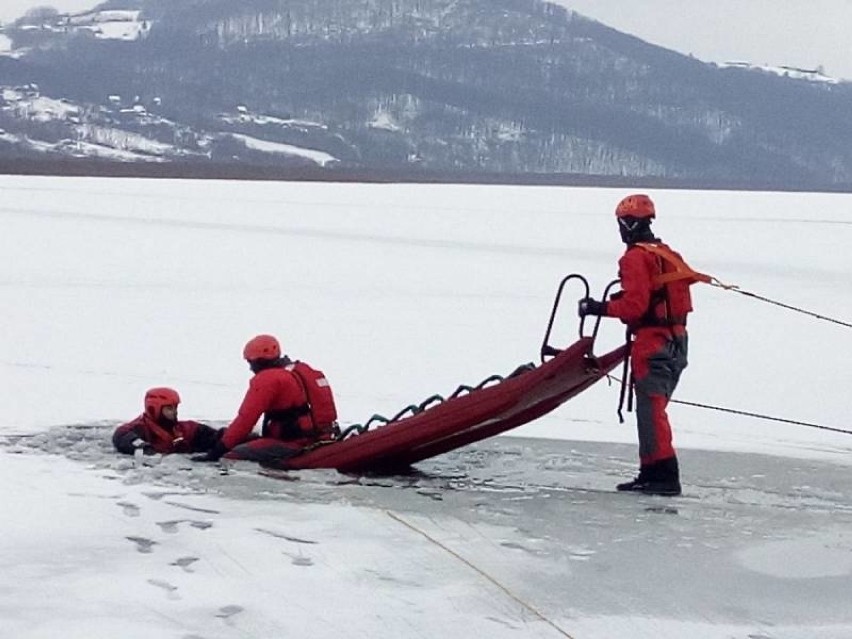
left=112, top=414, right=219, bottom=455
left=220, top=363, right=334, bottom=462
left=603, top=241, right=699, bottom=465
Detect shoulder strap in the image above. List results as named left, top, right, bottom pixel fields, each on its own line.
left=144, top=416, right=179, bottom=448
left=634, top=242, right=712, bottom=287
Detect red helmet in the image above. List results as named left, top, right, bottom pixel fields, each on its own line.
left=243, top=334, right=281, bottom=361
left=615, top=194, right=655, bottom=219
left=144, top=387, right=180, bottom=420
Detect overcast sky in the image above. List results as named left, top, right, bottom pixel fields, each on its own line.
left=556, top=0, right=852, bottom=79
left=1, top=0, right=851, bottom=80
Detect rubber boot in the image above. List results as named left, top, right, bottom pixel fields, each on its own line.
left=616, top=464, right=654, bottom=492
left=641, top=456, right=681, bottom=496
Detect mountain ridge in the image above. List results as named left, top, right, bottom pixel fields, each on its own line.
left=2, top=0, right=851, bottom=190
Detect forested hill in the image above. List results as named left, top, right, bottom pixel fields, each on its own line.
left=2, top=0, right=851, bottom=190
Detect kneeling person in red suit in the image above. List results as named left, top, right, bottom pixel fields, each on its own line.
left=193, top=334, right=337, bottom=464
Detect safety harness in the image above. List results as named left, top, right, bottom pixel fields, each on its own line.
left=262, top=361, right=339, bottom=441
left=616, top=242, right=712, bottom=422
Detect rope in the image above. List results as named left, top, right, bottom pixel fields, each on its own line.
left=670, top=399, right=852, bottom=436
left=708, top=279, right=852, bottom=329
left=606, top=373, right=851, bottom=435
left=386, top=510, right=576, bottom=639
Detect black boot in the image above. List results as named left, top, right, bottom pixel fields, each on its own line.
left=641, top=457, right=681, bottom=496
left=616, top=464, right=654, bottom=492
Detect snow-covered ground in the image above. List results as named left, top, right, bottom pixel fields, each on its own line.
left=0, top=176, right=850, bottom=638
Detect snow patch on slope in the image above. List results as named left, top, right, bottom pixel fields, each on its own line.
left=228, top=133, right=338, bottom=166
left=2, top=87, right=80, bottom=122
left=719, top=61, right=841, bottom=84
left=221, top=109, right=328, bottom=131
left=60, top=9, right=150, bottom=42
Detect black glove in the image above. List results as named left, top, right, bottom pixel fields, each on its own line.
left=191, top=439, right=228, bottom=463
left=578, top=297, right=606, bottom=317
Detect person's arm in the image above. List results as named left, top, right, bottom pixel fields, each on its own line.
left=605, top=249, right=653, bottom=324
left=112, top=420, right=151, bottom=455
left=220, top=378, right=274, bottom=449
left=193, top=376, right=276, bottom=461
left=186, top=422, right=224, bottom=453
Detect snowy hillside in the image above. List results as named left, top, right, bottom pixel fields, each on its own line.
left=0, top=176, right=850, bottom=638
left=0, top=85, right=341, bottom=165
left=2, top=0, right=852, bottom=186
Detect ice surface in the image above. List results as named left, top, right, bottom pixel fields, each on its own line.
left=0, top=175, right=850, bottom=637
left=2, top=430, right=851, bottom=638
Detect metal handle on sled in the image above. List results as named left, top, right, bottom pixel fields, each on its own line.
left=540, top=275, right=621, bottom=363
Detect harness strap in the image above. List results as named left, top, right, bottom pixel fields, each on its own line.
left=631, top=242, right=707, bottom=329
left=616, top=334, right=632, bottom=423
left=634, top=242, right=712, bottom=286
left=146, top=418, right=181, bottom=448
left=263, top=406, right=337, bottom=439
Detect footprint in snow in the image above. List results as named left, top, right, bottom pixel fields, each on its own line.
left=157, top=519, right=214, bottom=533
left=117, top=501, right=141, bottom=517
left=282, top=551, right=314, bottom=567
left=216, top=605, right=244, bottom=625
left=126, top=536, right=157, bottom=553
left=170, top=556, right=200, bottom=573
left=147, top=578, right=180, bottom=600
left=157, top=520, right=181, bottom=534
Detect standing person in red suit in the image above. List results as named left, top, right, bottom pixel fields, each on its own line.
left=192, top=334, right=336, bottom=463
left=113, top=387, right=221, bottom=455
left=578, top=194, right=702, bottom=496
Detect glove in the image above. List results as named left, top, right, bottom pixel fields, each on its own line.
left=191, top=439, right=228, bottom=463
left=578, top=297, right=606, bottom=317
left=132, top=438, right=153, bottom=454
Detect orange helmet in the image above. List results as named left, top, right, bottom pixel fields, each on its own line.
left=615, top=194, right=655, bottom=219
left=144, top=387, right=180, bottom=420
left=243, top=334, right=281, bottom=361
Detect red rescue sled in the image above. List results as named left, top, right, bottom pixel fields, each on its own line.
left=266, top=275, right=626, bottom=473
